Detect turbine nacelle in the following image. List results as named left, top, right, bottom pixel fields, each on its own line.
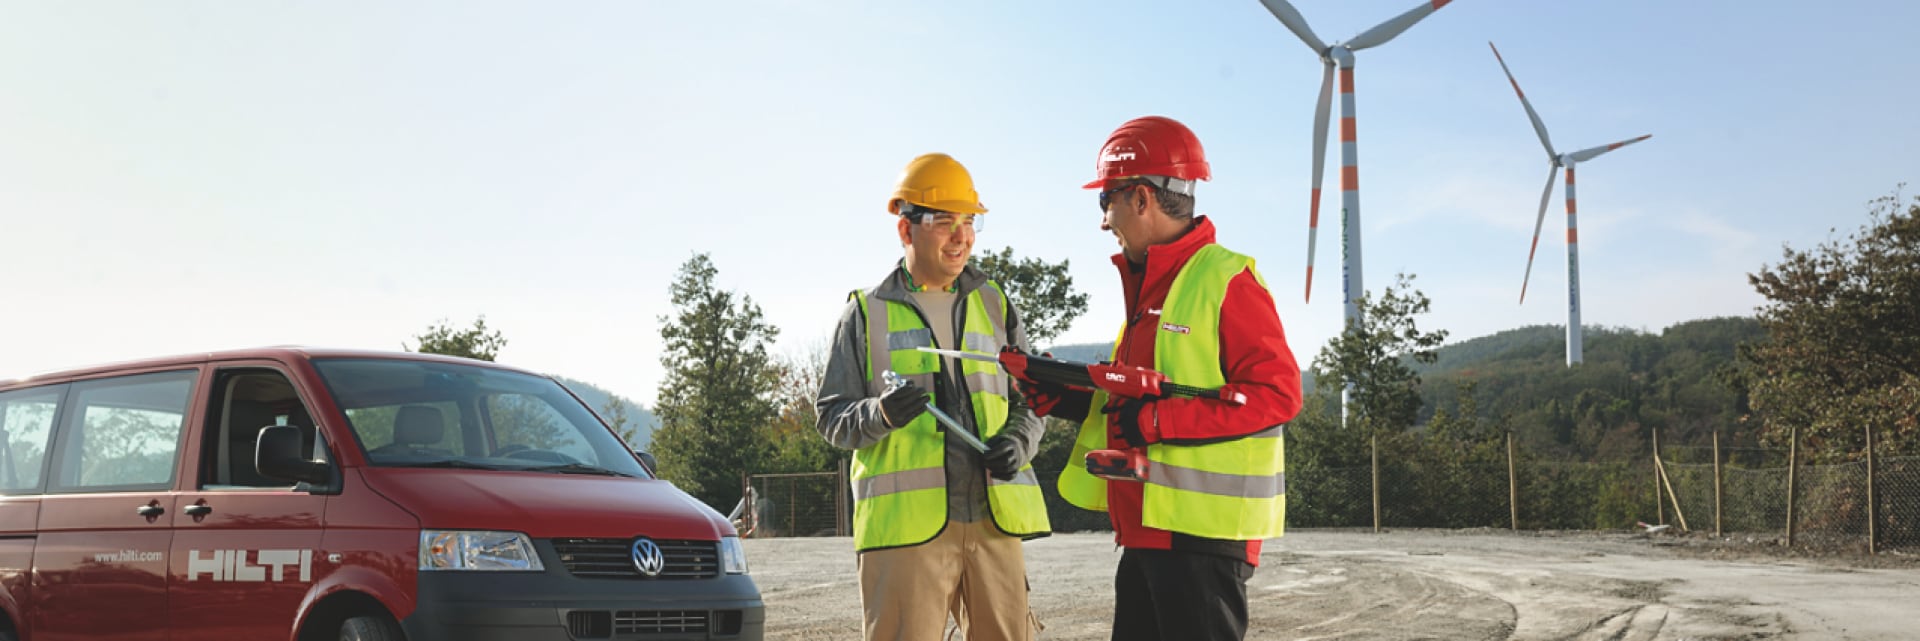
left=1323, top=46, right=1355, bottom=68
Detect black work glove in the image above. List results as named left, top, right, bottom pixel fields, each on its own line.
left=1104, top=397, right=1160, bottom=448
left=879, top=379, right=930, bottom=429
left=1018, top=379, right=1093, bottom=423
left=983, top=433, right=1023, bottom=481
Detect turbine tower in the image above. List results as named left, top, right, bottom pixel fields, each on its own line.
left=1490, top=42, right=1649, bottom=366
left=1259, top=0, right=1454, bottom=422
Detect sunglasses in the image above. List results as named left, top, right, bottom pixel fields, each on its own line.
left=1097, top=182, right=1148, bottom=214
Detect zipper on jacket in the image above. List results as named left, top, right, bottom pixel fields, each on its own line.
left=893, top=289, right=980, bottom=438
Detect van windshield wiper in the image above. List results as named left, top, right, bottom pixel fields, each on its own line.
left=394, top=458, right=502, bottom=470
left=528, top=462, right=632, bottom=477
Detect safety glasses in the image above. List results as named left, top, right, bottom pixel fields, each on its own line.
left=908, top=209, right=983, bottom=234
left=1097, top=182, right=1148, bottom=214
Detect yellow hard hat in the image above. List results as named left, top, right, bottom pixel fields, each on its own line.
left=888, top=153, right=987, bottom=215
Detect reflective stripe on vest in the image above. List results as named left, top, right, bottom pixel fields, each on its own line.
left=848, top=281, right=1050, bottom=550
left=1056, top=245, right=1288, bottom=540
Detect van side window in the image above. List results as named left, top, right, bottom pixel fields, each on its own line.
left=0, top=385, right=64, bottom=493
left=51, top=370, right=196, bottom=491
left=200, top=369, right=324, bottom=489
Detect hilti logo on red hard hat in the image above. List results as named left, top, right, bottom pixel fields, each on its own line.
left=1102, top=150, right=1138, bottom=162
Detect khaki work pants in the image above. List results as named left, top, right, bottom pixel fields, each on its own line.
left=858, top=519, right=1035, bottom=641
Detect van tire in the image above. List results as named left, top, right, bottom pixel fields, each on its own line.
left=339, top=614, right=404, bottom=641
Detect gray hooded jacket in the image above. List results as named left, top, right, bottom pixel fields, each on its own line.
left=814, top=262, right=1045, bottom=525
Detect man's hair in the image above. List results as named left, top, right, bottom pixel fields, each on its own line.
left=1151, top=187, right=1194, bottom=221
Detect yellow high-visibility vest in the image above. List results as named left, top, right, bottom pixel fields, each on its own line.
left=1057, top=245, right=1286, bottom=540
left=849, top=283, right=1051, bottom=551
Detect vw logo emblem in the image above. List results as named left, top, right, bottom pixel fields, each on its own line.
left=631, top=538, right=666, bottom=577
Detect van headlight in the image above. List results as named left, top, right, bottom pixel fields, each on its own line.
left=719, top=536, right=749, bottom=574
left=420, top=530, right=545, bottom=572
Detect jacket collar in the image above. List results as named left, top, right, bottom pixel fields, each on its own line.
left=869, top=260, right=988, bottom=305
left=1111, top=215, right=1218, bottom=289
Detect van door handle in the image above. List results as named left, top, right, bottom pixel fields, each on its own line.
left=184, top=504, right=213, bottom=516
left=136, top=505, right=165, bottom=517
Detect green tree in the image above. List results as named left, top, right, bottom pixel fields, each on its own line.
left=766, top=338, right=844, bottom=474
left=1284, top=276, right=1445, bottom=528
left=1738, top=190, right=1920, bottom=458
left=971, top=247, right=1090, bottom=347
left=651, top=254, right=782, bottom=510
left=408, top=316, right=507, bottom=361
left=1315, top=273, right=1449, bottom=436
left=1427, top=380, right=1496, bottom=443
left=599, top=398, right=639, bottom=448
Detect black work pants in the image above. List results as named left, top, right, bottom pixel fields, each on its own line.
left=1111, top=547, right=1255, bottom=641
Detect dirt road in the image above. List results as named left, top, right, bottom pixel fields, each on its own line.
left=745, top=529, right=1920, bottom=640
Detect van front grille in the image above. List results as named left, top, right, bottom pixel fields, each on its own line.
left=550, top=538, right=719, bottom=579
left=567, top=609, right=744, bottom=637
left=617, top=609, right=709, bottom=634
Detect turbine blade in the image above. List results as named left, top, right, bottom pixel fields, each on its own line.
left=1306, top=61, right=1335, bottom=302
left=1347, top=0, right=1451, bottom=51
left=1489, top=42, right=1557, bottom=159
left=1520, top=164, right=1559, bottom=304
left=1569, top=134, right=1652, bottom=163
left=1258, top=0, right=1327, bottom=53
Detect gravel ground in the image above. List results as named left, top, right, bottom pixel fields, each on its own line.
left=744, top=528, right=1920, bottom=640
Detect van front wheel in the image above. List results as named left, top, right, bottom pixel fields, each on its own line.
left=340, top=614, right=404, bottom=641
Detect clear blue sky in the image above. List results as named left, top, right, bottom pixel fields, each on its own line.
left=4, top=1, right=1914, bottom=406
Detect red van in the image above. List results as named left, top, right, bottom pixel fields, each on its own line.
left=0, top=348, right=763, bottom=641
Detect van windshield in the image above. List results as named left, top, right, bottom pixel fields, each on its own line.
left=312, top=358, right=649, bottom=478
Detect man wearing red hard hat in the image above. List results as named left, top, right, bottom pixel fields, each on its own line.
left=1020, top=116, right=1303, bottom=640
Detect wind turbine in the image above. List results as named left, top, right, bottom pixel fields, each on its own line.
left=1490, top=42, right=1649, bottom=366
left=1258, top=0, right=1454, bottom=423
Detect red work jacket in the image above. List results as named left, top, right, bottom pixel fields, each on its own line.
left=1103, top=216, right=1303, bottom=565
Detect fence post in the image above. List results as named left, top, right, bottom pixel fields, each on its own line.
left=1866, top=422, right=1878, bottom=555
left=1714, top=431, right=1723, bottom=539
left=1507, top=431, right=1518, bottom=531
left=1653, top=429, right=1690, bottom=532
left=1653, top=430, right=1665, bottom=525
left=740, top=472, right=752, bottom=537
left=1786, top=426, right=1799, bottom=547
left=837, top=457, right=850, bottom=537
left=1371, top=433, right=1381, bottom=534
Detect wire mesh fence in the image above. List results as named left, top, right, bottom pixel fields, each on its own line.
left=1288, top=465, right=1372, bottom=529
left=1720, top=465, right=1789, bottom=533
left=1881, top=456, right=1920, bottom=548
left=742, top=471, right=845, bottom=538
left=1792, top=460, right=1870, bottom=541
left=1518, top=460, right=1651, bottom=530
left=743, top=432, right=1917, bottom=552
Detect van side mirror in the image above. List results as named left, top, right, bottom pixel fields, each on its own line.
left=634, top=450, right=658, bottom=475
left=257, top=425, right=329, bottom=485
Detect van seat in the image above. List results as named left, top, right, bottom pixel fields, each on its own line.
left=391, top=405, right=445, bottom=448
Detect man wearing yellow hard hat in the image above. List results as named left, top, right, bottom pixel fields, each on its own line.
left=815, top=153, right=1052, bottom=641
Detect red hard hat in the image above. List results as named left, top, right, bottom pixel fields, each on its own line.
left=1082, top=115, right=1211, bottom=191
